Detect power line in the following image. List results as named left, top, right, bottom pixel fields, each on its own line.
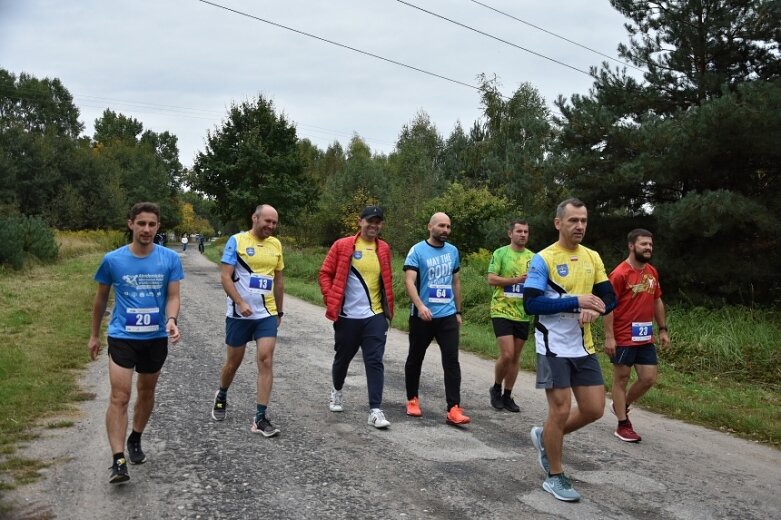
left=197, top=0, right=483, bottom=94
left=395, top=0, right=593, bottom=77
left=469, top=0, right=645, bottom=73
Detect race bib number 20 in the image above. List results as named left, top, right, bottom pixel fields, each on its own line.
left=125, top=307, right=161, bottom=333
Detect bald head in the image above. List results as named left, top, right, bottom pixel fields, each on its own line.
left=251, top=204, right=279, bottom=239
left=427, top=212, right=452, bottom=245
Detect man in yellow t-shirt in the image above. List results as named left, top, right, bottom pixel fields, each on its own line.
left=487, top=219, right=534, bottom=412
left=523, top=198, right=616, bottom=502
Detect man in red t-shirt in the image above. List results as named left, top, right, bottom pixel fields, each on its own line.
left=604, top=229, right=671, bottom=442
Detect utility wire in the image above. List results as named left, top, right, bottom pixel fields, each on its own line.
left=396, top=0, right=593, bottom=77
left=469, top=0, right=645, bottom=73
left=197, top=0, right=482, bottom=94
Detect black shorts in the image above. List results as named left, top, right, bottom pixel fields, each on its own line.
left=107, top=337, right=168, bottom=373
left=491, top=318, right=530, bottom=340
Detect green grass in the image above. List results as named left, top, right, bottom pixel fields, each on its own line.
left=0, top=252, right=101, bottom=488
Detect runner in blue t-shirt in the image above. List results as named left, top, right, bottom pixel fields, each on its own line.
left=88, top=202, right=184, bottom=485
left=403, top=212, right=470, bottom=425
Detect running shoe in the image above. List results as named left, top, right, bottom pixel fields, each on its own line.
left=502, top=394, right=520, bottom=413
left=445, top=405, right=470, bottom=425
left=530, top=426, right=550, bottom=475
left=406, top=397, right=422, bottom=417
left=211, top=391, right=227, bottom=421
left=489, top=386, right=503, bottom=410
left=251, top=415, right=280, bottom=437
left=109, top=457, right=130, bottom=484
left=614, top=420, right=641, bottom=442
left=127, top=438, right=146, bottom=465
left=329, top=389, right=344, bottom=412
left=368, top=409, right=391, bottom=429
left=543, top=473, right=581, bottom=502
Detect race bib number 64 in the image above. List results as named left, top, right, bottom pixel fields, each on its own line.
left=428, top=284, right=453, bottom=304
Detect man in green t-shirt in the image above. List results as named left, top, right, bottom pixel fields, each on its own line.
left=487, top=219, right=535, bottom=412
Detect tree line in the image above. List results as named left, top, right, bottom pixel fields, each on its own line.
left=2, top=1, right=779, bottom=303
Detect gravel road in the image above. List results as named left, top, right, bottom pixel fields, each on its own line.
left=5, top=249, right=781, bottom=519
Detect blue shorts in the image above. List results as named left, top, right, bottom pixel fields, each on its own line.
left=535, top=353, right=604, bottom=389
left=225, top=316, right=277, bottom=347
left=610, top=344, right=658, bottom=366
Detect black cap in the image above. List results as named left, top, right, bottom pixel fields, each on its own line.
left=360, top=206, right=384, bottom=221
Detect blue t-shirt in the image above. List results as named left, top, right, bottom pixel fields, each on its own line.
left=403, top=240, right=461, bottom=318
left=94, top=244, right=184, bottom=340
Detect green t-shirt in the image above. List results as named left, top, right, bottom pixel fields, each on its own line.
left=487, top=245, right=535, bottom=321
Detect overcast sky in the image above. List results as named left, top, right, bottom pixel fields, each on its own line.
left=1, top=0, right=637, bottom=167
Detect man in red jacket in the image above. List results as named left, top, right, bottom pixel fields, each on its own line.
left=318, top=206, right=395, bottom=429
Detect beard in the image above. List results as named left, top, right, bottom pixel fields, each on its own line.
left=633, top=249, right=651, bottom=264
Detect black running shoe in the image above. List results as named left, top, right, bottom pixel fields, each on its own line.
left=127, top=438, right=146, bottom=464
left=489, top=386, right=503, bottom=410
left=109, top=457, right=130, bottom=484
left=212, top=391, right=227, bottom=421
left=251, top=415, right=280, bottom=437
left=502, top=394, right=520, bottom=413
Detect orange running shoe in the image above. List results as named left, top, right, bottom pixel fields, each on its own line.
left=446, top=405, right=471, bottom=425
left=406, top=397, right=422, bottom=417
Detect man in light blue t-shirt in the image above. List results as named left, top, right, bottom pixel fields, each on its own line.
left=403, top=212, right=470, bottom=425
left=88, top=202, right=184, bottom=485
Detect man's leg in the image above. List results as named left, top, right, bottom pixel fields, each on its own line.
left=611, top=364, right=632, bottom=420
left=627, top=364, right=658, bottom=405
left=566, top=384, right=605, bottom=434
left=256, top=337, right=277, bottom=406
left=493, top=335, right=515, bottom=388
left=405, top=317, right=434, bottom=400
left=542, top=387, right=572, bottom=475
left=502, top=337, right=525, bottom=391
left=132, top=370, right=162, bottom=434
left=220, top=345, right=246, bottom=390
left=106, top=358, right=134, bottom=455
left=435, top=316, right=462, bottom=410
left=332, top=319, right=362, bottom=391
left=360, top=315, right=388, bottom=409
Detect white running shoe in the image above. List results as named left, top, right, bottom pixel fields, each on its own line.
left=368, top=408, right=390, bottom=429
left=329, top=388, right=344, bottom=412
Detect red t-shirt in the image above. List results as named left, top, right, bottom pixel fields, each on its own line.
left=609, top=261, right=662, bottom=346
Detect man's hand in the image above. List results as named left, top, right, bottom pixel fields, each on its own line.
left=238, top=301, right=252, bottom=317
left=416, top=305, right=433, bottom=321
left=87, top=337, right=101, bottom=361
left=578, top=294, right=606, bottom=314
left=579, top=308, right=600, bottom=327
left=659, top=329, right=671, bottom=351
left=167, top=321, right=181, bottom=344
left=604, top=336, right=617, bottom=357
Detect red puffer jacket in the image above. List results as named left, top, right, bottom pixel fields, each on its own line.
left=318, top=233, right=394, bottom=322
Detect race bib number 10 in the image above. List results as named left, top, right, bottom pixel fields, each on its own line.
left=125, top=307, right=161, bottom=333
left=631, top=321, right=653, bottom=342
left=428, top=284, right=453, bottom=304
left=249, top=274, right=274, bottom=295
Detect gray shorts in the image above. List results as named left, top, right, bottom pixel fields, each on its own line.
left=535, top=353, right=604, bottom=389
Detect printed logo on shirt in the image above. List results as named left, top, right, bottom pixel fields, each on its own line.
left=353, top=251, right=363, bottom=260
left=557, top=264, right=569, bottom=277
left=246, top=247, right=255, bottom=256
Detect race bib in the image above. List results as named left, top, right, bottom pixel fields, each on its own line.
left=249, top=274, right=273, bottom=295
left=503, top=283, right=524, bottom=299
left=125, top=307, right=161, bottom=333
left=631, top=322, right=653, bottom=342
left=428, top=284, right=453, bottom=304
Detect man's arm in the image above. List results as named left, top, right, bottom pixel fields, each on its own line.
left=274, top=269, right=285, bottom=323
left=453, top=271, right=462, bottom=325
left=220, top=263, right=251, bottom=317
left=654, top=297, right=670, bottom=350
left=404, top=268, right=432, bottom=321
left=318, top=243, right=338, bottom=302
left=603, top=312, right=617, bottom=357
left=165, top=280, right=181, bottom=344
left=87, top=284, right=111, bottom=361
left=487, top=273, right=525, bottom=287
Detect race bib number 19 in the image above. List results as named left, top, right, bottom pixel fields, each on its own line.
left=249, top=274, right=274, bottom=295
left=631, top=321, right=653, bottom=342
left=125, top=307, right=161, bottom=333
left=428, top=284, right=453, bottom=304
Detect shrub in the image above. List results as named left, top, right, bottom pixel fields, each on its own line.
left=0, top=215, right=59, bottom=268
